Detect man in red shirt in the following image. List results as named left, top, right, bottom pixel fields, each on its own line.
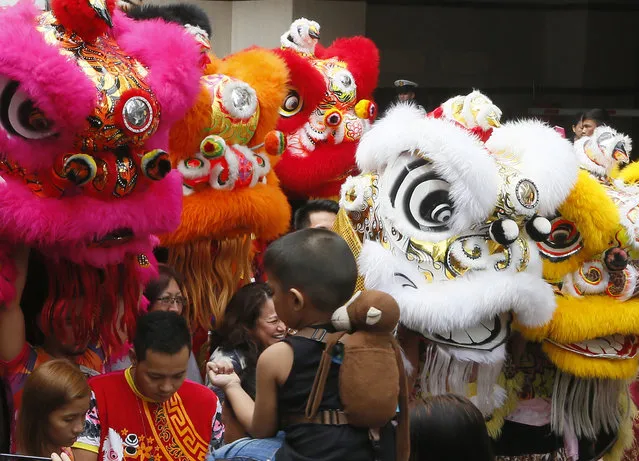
left=73, top=311, right=224, bottom=461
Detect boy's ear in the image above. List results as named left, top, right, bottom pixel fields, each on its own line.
left=289, top=288, right=305, bottom=311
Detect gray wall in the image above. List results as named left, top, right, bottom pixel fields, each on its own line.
left=366, top=3, right=639, bottom=139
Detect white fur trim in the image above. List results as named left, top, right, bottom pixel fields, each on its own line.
left=358, top=241, right=556, bottom=334
left=486, top=120, right=578, bottom=216
left=356, top=104, right=500, bottom=235
left=339, top=175, right=372, bottom=212
left=177, top=154, right=211, bottom=180
left=209, top=147, right=240, bottom=191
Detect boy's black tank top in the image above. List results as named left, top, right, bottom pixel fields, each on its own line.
left=275, top=331, right=374, bottom=461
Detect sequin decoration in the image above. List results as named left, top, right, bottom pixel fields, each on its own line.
left=137, top=254, right=150, bottom=268
left=122, top=96, right=153, bottom=134
left=516, top=179, right=539, bottom=209
left=36, top=11, right=161, bottom=153
left=202, top=74, right=259, bottom=146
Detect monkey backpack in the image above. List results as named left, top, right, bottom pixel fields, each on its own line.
left=302, top=290, right=409, bottom=461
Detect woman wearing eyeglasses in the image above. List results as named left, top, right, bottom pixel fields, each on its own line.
left=108, top=264, right=203, bottom=383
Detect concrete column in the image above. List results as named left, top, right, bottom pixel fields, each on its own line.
left=146, top=0, right=366, bottom=57
left=230, top=0, right=294, bottom=53
left=230, top=0, right=366, bottom=54
left=293, top=0, right=367, bottom=44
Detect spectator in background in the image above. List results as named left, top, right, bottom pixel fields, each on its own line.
left=17, top=359, right=90, bottom=460
left=409, top=394, right=494, bottom=461
left=293, top=199, right=339, bottom=231
left=580, top=108, right=611, bottom=138
left=109, top=264, right=203, bottom=383
left=394, top=79, right=426, bottom=113
left=394, top=79, right=418, bottom=103
left=571, top=112, right=584, bottom=141
left=207, top=283, right=286, bottom=402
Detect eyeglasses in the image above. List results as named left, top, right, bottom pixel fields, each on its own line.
left=157, top=295, right=187, bottom=306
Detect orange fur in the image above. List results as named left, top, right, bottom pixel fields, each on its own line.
left=218, top=48, right=289, bottom=146
left=169, top=87, right=213, bottom=162
left=162, top=48, right=291, bottom=330
left=163, top=47, right=291, bottom=247
left=161, top=169, right=290, bottom=245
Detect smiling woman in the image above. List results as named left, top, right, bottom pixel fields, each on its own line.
left=205, top=283, right=286, bottom=442
left=17, top=359, right=90, bottom=460
left=207, top=283, right=287, bottom=402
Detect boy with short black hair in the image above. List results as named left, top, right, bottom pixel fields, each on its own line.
left=209, top=229, right=386, bottom=461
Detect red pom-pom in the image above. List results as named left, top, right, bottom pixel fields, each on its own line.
left=52, top=0, right=116, bottom=42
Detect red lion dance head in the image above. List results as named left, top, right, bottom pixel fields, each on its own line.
left=273, top=18, right=380, bottom=199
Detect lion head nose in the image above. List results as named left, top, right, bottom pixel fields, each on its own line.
left=604, top=247, right=629, bottom=272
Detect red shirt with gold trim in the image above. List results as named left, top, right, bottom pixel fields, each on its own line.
left=74, top=368, right=224, bottom=461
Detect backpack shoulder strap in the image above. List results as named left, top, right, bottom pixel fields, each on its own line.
left=292, top=329, right=347, bottom=419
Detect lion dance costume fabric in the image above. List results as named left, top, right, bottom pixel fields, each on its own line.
left=273, top=18, right=380, bottom=200
left=511, top=124, right=638, bottom=460
left=335, top=94, right=579, bottom=441
left=0, top=0, right=201, bottom=357
left=128, top=13, right=293, bottom=332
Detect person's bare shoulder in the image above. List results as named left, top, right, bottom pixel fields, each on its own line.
left=258, top=341, right=294, bottom=386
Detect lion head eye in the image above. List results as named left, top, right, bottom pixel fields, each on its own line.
left=0, top=77, right=56, bottom=140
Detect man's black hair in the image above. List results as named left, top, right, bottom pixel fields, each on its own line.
left=264, top=229, right=357, bottom=313
left=293, top=199, right=339, bottom=230
left=581, top=108, right=611, bottom=126
left=125, top=3, right=212, bottom=37
left=133, top=311, right=192, bottom=362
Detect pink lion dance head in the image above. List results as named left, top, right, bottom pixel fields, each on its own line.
left=0, top=0, right=201, bottom=354
left=273, top=18, right=380, bottom=199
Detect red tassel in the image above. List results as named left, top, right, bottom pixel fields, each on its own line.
left=40, top=255, right=142, bottom=360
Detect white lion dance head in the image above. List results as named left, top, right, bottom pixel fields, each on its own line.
left=336, top=99, right=578, bottom=427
